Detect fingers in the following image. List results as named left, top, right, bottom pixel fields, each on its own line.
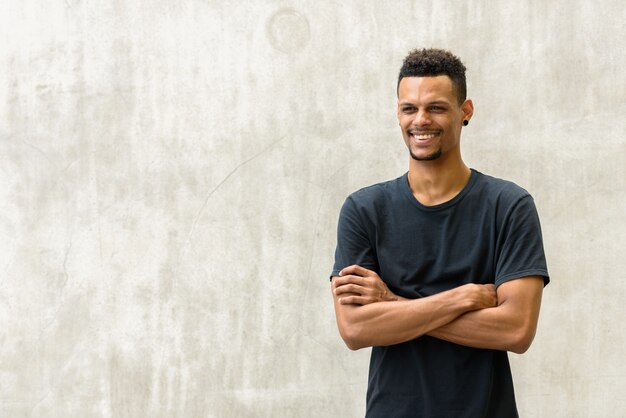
left=480, top=284, right=498, bottom=308
left=461, top=283, right=498, bottom=310
left=333, top=267, right=395, bottom=305
left=334, top=283, right=364, bottom=296
left=339, top=264, right=372, bottom=277
left=485, top=284, right=497, bottom=305
left=332, top=274, right=366, bottom=288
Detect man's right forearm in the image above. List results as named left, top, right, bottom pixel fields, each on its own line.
left=332, top=280, right=495, bottom=350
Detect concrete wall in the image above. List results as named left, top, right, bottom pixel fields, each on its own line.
left=1, top=1, right=624, bottom=416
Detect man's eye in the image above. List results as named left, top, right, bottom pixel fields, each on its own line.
left=430, top=106, right=445, bottom=112
left=402, top=107, right=416, bottom=113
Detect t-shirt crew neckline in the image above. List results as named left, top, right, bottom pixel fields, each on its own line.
left=401, top=168, right=480, bottom=211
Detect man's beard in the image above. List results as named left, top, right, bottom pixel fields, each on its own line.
left=410, top=148, right=442, bottom=161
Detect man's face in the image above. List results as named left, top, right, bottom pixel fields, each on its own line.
left=397, top=76, right=472, bottom=162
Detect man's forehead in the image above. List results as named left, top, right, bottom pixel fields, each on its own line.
left=398, top=75, right=456, bottom=101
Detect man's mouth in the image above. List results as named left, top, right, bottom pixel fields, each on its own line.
left=410, top=131, right=439, bottom=140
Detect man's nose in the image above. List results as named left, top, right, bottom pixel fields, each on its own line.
left=412, top=110, right=431, bottom=126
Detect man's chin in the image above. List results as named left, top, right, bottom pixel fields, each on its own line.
left=410, top=149, right=442, bottom=161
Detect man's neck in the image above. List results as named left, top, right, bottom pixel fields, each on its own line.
left=407, top=157, right=471, bottom=206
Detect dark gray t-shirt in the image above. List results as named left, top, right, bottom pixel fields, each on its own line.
left=331, top=169, right=549, bottom=418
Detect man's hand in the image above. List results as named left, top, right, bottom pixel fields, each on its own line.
left=333, top=265, right=402, bottom=305
left=460, top=283, right=498, bottom=310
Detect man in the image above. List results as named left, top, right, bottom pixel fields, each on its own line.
left=330, top=48, right=549, bottom=417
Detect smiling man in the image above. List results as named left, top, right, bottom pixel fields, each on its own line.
left=330, top=49, right=549, bottom=417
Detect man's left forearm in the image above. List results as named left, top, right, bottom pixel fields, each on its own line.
left=428, top=276, right=544, bottom=353
left=427, top=305, right=530, bottom=353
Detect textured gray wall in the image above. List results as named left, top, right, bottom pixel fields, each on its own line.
left=1, top=1, right=625, bottom=417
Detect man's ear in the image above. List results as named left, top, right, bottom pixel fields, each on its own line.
left=461, top=99, right=474, bottom=122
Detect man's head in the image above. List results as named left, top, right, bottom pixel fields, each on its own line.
left=396, top=48, right=473, bottom=162
left=397, top=48, right=467, bottom=105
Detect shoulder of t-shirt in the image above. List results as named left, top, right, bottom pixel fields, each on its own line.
left=472, top=169, right=533, bottom=205
left=345, top=174, right=405, bottom=207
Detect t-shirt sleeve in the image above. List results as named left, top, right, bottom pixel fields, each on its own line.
left=495, top=194, right=550, bottom=287
left=330, top=196, right=379, bottom=280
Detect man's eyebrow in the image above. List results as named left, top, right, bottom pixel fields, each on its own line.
left=399, top=100, right=451, bottom=106
left=427, top=100, right=451, bottom=106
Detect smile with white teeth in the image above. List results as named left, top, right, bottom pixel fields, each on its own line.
left=411, top=133, right=437, bottom=140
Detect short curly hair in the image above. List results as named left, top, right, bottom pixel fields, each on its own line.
left=397, top=48, right=467, bottom=104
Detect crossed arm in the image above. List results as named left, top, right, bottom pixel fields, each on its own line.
left=331, top=265, right=544, bottom=353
